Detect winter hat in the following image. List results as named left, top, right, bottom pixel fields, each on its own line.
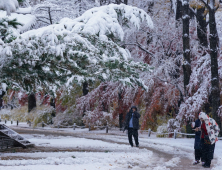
left=199, top=112, right=220, bottom=144
left=131, top=106, right=137, bottom=111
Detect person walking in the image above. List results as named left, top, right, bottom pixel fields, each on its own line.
left=199, top=112, right=220, bottom=168
left=192, top=116, right=201, bottom=165
left=124, top=106, right=141, bottom=147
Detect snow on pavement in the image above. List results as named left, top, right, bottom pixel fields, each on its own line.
left=0, top=134, right=179, bottom=170
left=1, top=123, right=222, bottom=169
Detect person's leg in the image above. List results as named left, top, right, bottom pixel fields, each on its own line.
left=200, top=138, right=205, bottom=164
left=202, top=143, right=208, bottom=166
left=128, top=128, right=133, bottom=147
left=195, top=149, right=201, bottom=161
left=133, top=129, right=139, bottom=146
left=204, top=159, right=211, bottom=167
left=203, top=143, right=210, bottom=167
left=205, top=143, right=215, bottom=168
left=193, top=149, right=201, bottom=165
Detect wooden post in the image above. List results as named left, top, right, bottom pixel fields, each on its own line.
left=17, top=120, right=19, bottom=126
left=89, top=123, right=91, bottom=131
left=148, top=128, right=151, bottom=137
left=73, top=123, right=76, bottom=130
left=106, top=125, right=108, bottom=133
left=174, top=130, right=177, bottom=139
left=42, top=121, right=44, bottom=128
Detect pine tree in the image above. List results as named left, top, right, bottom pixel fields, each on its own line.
left=0, top=4, right=153, bottom=94
left=0, top=18, right=22, bottom=43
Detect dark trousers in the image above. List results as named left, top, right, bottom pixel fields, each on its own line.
left=195, top=149, right=201, bottom=161
left=128, top=128, right=139, bottom=146
left=200, top=138, right=204, bottom=162
left=202, top=143, right=215, bottom=166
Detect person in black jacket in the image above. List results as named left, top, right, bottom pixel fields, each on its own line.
left=192, top=117, right=202, bottom=165
left=124, top=106, right=141, bottom=147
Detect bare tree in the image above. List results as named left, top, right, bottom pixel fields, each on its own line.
left=33, top=2, right=62, bottom=26
left=199, top=0, right=221, bottom=134
left=182, top=0, right=191, bottom=96
left=176, top=0, right=183, bottom=20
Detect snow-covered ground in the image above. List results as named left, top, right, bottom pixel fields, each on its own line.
left=0, top=134, right=178, bottom=170
left=0, top=122, right=222, bottom=169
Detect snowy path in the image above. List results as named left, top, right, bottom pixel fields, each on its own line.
left=0, top=125, right=219, bottom=169
left=0, top=133, right=176, bottom=170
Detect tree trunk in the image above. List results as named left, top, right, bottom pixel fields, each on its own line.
left=176, top=0, right=183, bottom=20
left=124, top=0, right=128, bottom=5
left=82, top=81, right=89, bottom=126
left=208, top=1, right=222, bottom=135
left=78, top=0, right=82, bottom=15
left=182, top=0, right=191, bottom=96
left=115, top=0, right=121, bottom=4
left=28, top=93, right=36, bottom=112
left=196, top=6, right=208, bottom=47
left=118, top=88, right=123, bottom=129
left=50, top=98, right=55, bottom=108
left=147, top=1, right=154, bottom=15
left=48, top=7, right=53, bottom=25
left=0, top=90, right=5, bottom=108
left=82, top=81, right=89, bottom=96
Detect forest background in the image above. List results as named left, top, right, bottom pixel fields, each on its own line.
left=0, top=0, right=222, bottom=135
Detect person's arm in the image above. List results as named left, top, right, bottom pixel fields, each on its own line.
left=134, top=112, right=141, bottom=118
left=123, top=112, right=129, bottom=131
left=192, top=120, right=201, bottom=131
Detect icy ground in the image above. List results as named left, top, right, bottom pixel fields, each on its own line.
left=0, top=122, right=221, bottom=170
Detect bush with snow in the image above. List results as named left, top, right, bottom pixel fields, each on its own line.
left=83, top=111, right=118, bottom=127
left=0, top=105, right=55, bottom=127
left=0, top=0, right=19, bottom=16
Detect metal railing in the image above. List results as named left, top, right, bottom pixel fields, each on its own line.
left=141, top=128, right=195, bottom=139
left=0, top=136, right=14, bottom=151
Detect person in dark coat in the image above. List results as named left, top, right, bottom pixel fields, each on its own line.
left=199, top=112, right=220, bottom=168
left=192, top=118, right=201, bottom=165
left=124, top=106, right=141, bottom=147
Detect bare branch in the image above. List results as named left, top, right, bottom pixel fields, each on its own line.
left=166, top=39, right=174, bottom=56
left=199, top=0, right=211, bottom=10
left=215, top=4, right=220, bottom=11
left=123, top=43, right=154, bottom=57
left=37, top=16, right=51, bottom=20
left=189, top=7, right=197, bottom=16
left=36, top=19, right=50, bottom=25
left=154, top=76, right=184, bottom=101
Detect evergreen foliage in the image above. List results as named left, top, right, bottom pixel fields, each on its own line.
left=0, top=4, right=153, bottom=93
left=0, top=18, right=22, bottom=43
